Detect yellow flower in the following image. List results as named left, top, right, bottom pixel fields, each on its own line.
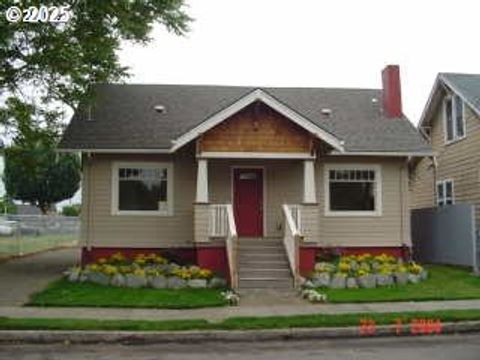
left=110, top=252, right=126, bottom=263
left=102, top=264, right=118, bottom=276
left=338, top=262, right=351, bottom=273
left=97, top=257, right=107, bottom=265
left=198, top=269, right=213, bottom=279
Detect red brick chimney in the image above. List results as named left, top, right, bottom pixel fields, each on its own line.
left=382, top=65, right=403, bottom=118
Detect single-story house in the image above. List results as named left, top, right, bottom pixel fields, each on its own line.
left=59, top=65, right=431, bottom=288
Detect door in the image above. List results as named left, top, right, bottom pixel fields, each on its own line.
left=233, top=168, right=264, bottom=237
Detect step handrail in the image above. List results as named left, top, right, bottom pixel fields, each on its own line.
left=225, top=204, right=238, bottom=289
left=282, top=204, right=302, bottom=288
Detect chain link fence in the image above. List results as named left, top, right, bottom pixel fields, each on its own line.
left=0, top=215, right=79, bottom=258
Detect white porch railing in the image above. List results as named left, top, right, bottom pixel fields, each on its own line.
left=209, top=204, right=238, bottom=289
left=282, top=204, right=302, bottom=288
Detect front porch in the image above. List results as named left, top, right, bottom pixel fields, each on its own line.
left=193, top=156, right=319, bottom=290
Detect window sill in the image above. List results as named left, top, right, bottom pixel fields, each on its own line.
left=445, top=135, right=467, bottom=146
left=324, top=210, right=382, bottom=217
left=112, top=210, right=173, bottom=217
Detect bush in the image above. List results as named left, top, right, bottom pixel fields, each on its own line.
left=62, top=204, right=81, bottom=217
left=0, top=197, right=17, bottom=214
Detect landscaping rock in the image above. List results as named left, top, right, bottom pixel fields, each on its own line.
left=125, top=274, right=147, bottom=288
left=88, top=272, right=111, bottom=286
left=394, top=272, right=408, bottom=285
left=79, top=272, right=89, bottom=283
left=302, top=280, right=315, bottom=289
left=67, top=270, right=80, bottom=283
left=110, top=273, right=126, bottom=287
left=408, top=274, right=421, bottom=284
left=314, top=262, right=336, bottom=273
left=376, top=274, right=394, bottom=287
left=188, top=279, right=207, bottom=288
left=330, top=274, right=346, bottom=289
left=358, top=274, right=376, bottom=289
left=346, top=277, right=358, bottom=289
left=312, top=273, right=330, bottom=288
left=420, top=270, right=428, bottom=281
left=208, top=277, right=227, bottom=288
left=167, top=276, right=187, bottom=289
left=150, top=275, right=168, bottom=289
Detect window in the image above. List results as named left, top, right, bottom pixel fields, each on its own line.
left=325, top=165, right=382, bottom=216
left=436, top=179, right=454, bottom=206
left=444, top=94, right=465, bottom=143
left=112, top=162, right=173, bottom=215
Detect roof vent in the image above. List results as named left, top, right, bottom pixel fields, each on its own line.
left=154, top=105, right=166, bottom=114
left=321, top=108, right=332, bottom=116
left=371, top=97, right=379, bottom=103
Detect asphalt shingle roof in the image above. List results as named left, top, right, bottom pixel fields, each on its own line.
left=440, top=73, right=480, bottom=113
left=59, top=84, right=430, bottom=153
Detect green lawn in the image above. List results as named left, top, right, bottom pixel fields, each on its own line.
left=28, top=279, right=228, bottom=309
left=321, top=265, right=480, bottom=303
left=2, top=309, right=480, bottom=331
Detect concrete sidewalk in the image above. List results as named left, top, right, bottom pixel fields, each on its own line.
left=1, top=299, right=480, bottom=322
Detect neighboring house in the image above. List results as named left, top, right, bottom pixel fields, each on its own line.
left=411, top=73, right=480, bottom=226
left=59, top=65, right=431, bottom=288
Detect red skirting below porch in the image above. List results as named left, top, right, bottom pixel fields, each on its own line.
left=299, top=246, right=411, bottom=276
left=196, top=247, right=229, bottom=278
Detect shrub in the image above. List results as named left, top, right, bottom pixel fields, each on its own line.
left=62, top=204, right=81, bottom=216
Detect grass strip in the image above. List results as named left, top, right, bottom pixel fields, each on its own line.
left=322, top=265, right=480, bottom=303
left=28, top=279, right=227, bottom=309
left=2, top=309, right=480, bottom=331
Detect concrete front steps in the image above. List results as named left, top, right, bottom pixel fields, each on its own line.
left=238, top=237, right=294, bottom=289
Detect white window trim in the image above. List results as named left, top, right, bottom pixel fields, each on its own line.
left=444, top=94, right=466, bottom=145
left=324, top=164, right=383, bottom=217
left=436, top=179, right=455, bottom=207
left=111, top=161, right=174, bottom=216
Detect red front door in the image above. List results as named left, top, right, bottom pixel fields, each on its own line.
left=233, top=168, right=263, bottom=237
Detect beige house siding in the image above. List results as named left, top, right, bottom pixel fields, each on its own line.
left=316, top=157, right=409, bottom=247
left=81, top=145, right=196, bottom=248
left=411, top=95, right=480, bottom=225
left=82, top=145, right=410, bottom=249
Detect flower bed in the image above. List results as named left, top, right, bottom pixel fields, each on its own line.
left=65, top=252, right=227, bottom=289
left=305, top=253, right=428, bottom=290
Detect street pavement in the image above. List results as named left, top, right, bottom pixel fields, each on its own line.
left=1, top=334, right=479, bottom=359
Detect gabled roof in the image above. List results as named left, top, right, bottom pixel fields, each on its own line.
left=59, top=84, right=431, bottom=154
left=419, top=73, right=480, bottom=128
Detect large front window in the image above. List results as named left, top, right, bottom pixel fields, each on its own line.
left=112, top=162, right=173, bottom=215
left=325, top=165, right=382, bottom=216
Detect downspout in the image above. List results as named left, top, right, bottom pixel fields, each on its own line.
left=399, top=160, right=405, bottom=250
left=86, top=152, right=93, bottom=252
left=432, top=156, right=438, bottom=207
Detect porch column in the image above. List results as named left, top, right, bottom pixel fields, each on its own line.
left=196, top=159, right=209, bottom=203
left=303, top=159, right=316, bottom=204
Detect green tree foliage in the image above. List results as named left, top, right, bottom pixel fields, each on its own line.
left=0, top=0, right=191, bottom=133
left=4, top=140, right=81, bottom=214
left=3, top=100, right=80, bottom=213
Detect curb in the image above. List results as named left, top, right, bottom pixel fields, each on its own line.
left=1, top=321, right=480, bottom=344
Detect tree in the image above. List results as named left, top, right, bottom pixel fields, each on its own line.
left=0, top=0, right=191, bottom=134
left=3, top=101, right=80, bottom=214
left=4, top=137, right=81, bottom=214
